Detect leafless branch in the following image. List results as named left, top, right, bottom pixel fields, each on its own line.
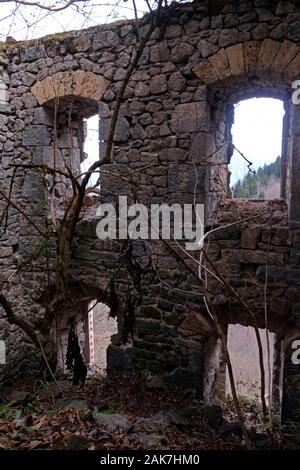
left=0, top=0, right=88, bottom=13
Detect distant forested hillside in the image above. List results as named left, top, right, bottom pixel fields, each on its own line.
left=231, top=156, right=281, bottom=199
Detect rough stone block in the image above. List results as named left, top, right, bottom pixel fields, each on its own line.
left=168, top=71, right=186, bottom=92
left=168, top=164, right=206, bottom=194
left=100, top=163, right=131, bottom=193
left=198, top=40, right=219, bottom=58
left=271, top=40, right=299, bottom=80
left=222, top=249, right=284, bottom=265
left=99, top=117, right=129, bottom=142
left=240, top=227, right=260, bottom=249
left=225, top=43, right=245, bottom=78
left=149, top=74, right=167, bottom=94
left=0, top=246, right=13, bottom=258
left=257, top=38, right=281, bottom=78
left=193, top=60, right=219, bottom=85
left=189, top=132, right=216, bottom=163
left=21, top=173, right=45, bottom=199
left=32, top=146, right=53, bottom=165
left=243, top=41, right=261, bottom=75
left=262, top=227, right=291, bottom=246
left=164, top=24, right=182, bottom=39
left=208, top=48, right=231, bottom=82
left=171, top=43, right=194, bottom=63
left=22, top=125, right=51, bottom=147
left=150, top=41, right=170, bottom=63
left=285, top=51, right=300, bottom=82
left=208, top=225, right=240, bottom=241
left=276, top=1, right=295, bottom=16
left=43, top=74, right=61, bottom=102
left=72, top=35, right=92, bottom=52
left=180, top=311, right=212, bottom=334
left=130, top=123, right=145, bottom=140
left=81, top=71, right=109, bottom=102
left=171, top=102, right=209, bottom=134
left=288, top=21, right=300, bottom=43
left=286, top=268, right=300, bottom=284
left=219, top=29, right=238, bottom=48
left=32, top=108, right=53, bottom=125
left=70, top=69, right=86, bottom=97
left=30, top=80, right=47, bottom=105
left=93, top=30, right=120, bottom=50
left=252, top=23, right=269, bottom=41
left=20, top=45, right=45, bottom=62
left=159, top=148, right=187, bottom=162
left=184, top=19, right=200, bottom=35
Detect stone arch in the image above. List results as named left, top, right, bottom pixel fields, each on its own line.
left=31, top=70, right=109, bottom=117
left=192, top=39, right=300, bottom=88
left=192, top=39, right=300, bottom=223
left=29, top=70, right=110, bottom=194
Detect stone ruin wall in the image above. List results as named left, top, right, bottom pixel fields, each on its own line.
left=0, top=0, right=300, bottom=416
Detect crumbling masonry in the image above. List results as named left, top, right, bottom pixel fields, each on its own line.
left=0, top=0, right=300, bottom=420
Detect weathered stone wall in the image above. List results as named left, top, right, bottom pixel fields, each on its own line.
left=0, top=1, right=299, bottom=410
left=72, top=198, right=298, bottom=400
left=206, top=199, right=297, bottom=331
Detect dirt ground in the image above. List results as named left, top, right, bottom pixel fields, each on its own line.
left=0, top=371, right=297, bottom=450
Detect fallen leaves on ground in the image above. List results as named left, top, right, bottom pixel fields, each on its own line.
left=0, top=371, right=286, bottom=450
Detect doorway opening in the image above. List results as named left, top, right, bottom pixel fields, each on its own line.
left=226, top=324, right=275, bottom=406
left=86, top=301, right=118, bottom=374
left=229, top=98, right=285, bottom=199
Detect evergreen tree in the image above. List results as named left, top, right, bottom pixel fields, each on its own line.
left=232, top=156, right=281, bottom=198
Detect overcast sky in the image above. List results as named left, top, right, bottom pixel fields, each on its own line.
left=229, top=97, right=284, bottom=185
left=0, top=0, right=147, bottom=41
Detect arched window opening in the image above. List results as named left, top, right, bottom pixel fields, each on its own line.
left=229, top=98, right=285, bottom=200
left=80, top=114, right=101, bottom=188
left=30, top=70, right=109, bottom=192
left=86, top=301, right=117, bottom=375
